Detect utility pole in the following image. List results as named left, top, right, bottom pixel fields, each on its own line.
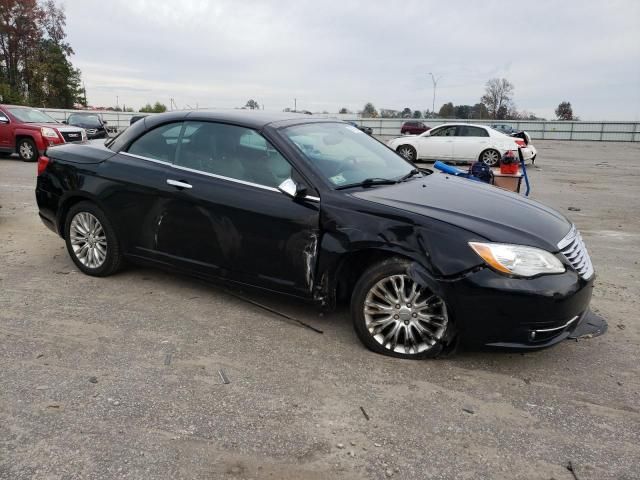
left=428, top=73, right=442, bottom=116
left=116, top=95, right=119, bottom=110
left=294, top=98, right=297, bottom=111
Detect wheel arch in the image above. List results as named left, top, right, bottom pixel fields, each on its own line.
left=15, top=134, right=40, bottom=156
left=332, top=248, right=417, bottom=304
left=57, top=192, right=106, bottom=238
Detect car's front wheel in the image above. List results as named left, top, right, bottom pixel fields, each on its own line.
left=64, top=201, right=123, bottom=277
left=396, top=145, right=416, bottom=161
left=18, top=138, right=38, bottom=162
left=351, top=259, right=450, bottom=359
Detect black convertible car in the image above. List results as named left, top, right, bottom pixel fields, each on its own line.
left=35, top=110, right=597, bottom=358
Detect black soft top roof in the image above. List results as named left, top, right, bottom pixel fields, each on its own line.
left=145, top=109, right=339, bottom=130
left=107, top=109, right=342, bottom=152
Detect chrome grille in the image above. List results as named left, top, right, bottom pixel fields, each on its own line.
left=558, top=226, right=594, bottom=280
left=61, top=131, right=83, bottom=142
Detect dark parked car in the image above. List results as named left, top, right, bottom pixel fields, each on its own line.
left=65, top=113, right=108, bottom=139
left=401, top=121, right=430, bottom=135
left=35, top=111, right=597, bottom=359
left=347, top=121, right=373, bottom=135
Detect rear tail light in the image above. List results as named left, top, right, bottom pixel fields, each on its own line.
left=514, top=138, right=526, bottom=147
left=37, top=155, right=50, bottom=176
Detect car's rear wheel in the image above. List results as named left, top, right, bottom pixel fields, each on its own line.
left=64, top=201, right=123, bottom=277
left=480, top=149, right=500, bottom=166
left=18, top=138, right=37, bottom=162
left=396, top=145, right=417, bottom=161
left=351, top=259, right=450, bottom=359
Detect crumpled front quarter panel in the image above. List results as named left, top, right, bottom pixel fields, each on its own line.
left=317, top=192, right=486, bottom=284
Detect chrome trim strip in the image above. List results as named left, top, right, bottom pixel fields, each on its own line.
left=170, top=163, right=280, bottom=193
left=119, top=151, right=321, bottom=200
left=167, top=179, right=192, bottom=189
left=532, top=315, right=579, bottom=333
left=557, top=224, right=577, bottom=250
left=120, top=151, right=172, bottom=166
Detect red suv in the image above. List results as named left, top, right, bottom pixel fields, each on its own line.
left=0, top=105, right=86, bottom=162
left=400, top=121, right=430, bottom=135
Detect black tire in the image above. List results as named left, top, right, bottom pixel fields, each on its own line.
left=350, top=258, right=450, bottom=359
left=479, top=149, right=500, bottom=167
left=396, top=145, right=417, bottom=161
left=17, top=137, right=38, bottom=162
left=64, top=201, right=123, bottom=277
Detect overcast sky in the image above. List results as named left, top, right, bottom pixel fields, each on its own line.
left=59, top=0, right=640, bottom=120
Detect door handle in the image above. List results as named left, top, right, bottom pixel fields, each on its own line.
left=167, top=179, right=192, bottom=189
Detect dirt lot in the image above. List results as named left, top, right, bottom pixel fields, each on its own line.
left=1, top=140, right=639, bottom=480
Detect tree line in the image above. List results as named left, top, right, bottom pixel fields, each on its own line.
left=0, top=0, right=84, bottom=108
left=353, top=78, right=578, bottom=121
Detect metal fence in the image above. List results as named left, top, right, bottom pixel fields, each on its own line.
left=41, top=108, right=142, bottom=133
left=340, top=117, right=640, bottom=142
left=39, top=108, right=640, bottom=142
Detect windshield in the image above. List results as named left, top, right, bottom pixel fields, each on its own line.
left=7, top=107, right=58, bottom=123
left=282, top=122, right=414, bottom=188
left=68, top=114, right=101, bottom=127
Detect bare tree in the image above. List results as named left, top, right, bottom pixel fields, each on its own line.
left=481, top=78, right=514, bottom=119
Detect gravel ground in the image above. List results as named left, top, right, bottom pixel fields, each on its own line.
left=1, top=140, right=639, bottom=480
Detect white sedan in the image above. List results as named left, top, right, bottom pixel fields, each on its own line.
left=387, top=123, right=535, bottom=166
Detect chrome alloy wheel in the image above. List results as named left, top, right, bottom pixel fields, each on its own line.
left=397, top=145, right=416, bottom=161
left=481, top=149, right=500, bottom=166
left=19, top=141, right=34, bottom=160
left=69, top=212, right=108, bottom=268
left=363, top=274, right=448, bottom=355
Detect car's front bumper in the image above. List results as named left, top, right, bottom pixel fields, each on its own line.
left=437, top=267, right=595, bottom=349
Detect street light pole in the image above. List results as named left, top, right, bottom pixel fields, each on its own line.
left=428, top=72, right=441, bottom=116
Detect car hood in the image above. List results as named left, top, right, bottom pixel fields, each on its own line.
left=19, top=122, right=64, bottom=129
left=350, top=173, right=571, bottom=252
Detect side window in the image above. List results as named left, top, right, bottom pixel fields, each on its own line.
left=461, top=126, right=489, bottom=137
left=174, top=121, right=293, bottom=188
left=127, top=122, right=183, bottom=162
left=431, top=126, right=456, bottom=137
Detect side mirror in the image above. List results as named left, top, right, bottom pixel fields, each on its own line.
left=422, top=130, right=431, bottom=137
left=278, top=178, right=307, bottom=198
left=103, top=120, right=108, bottom=124
left=0, top=116, right=8, bottom=124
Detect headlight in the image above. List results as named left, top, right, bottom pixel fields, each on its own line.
left=41, top=127, right=59, bottom=139
left=469, top=242, right=565, bottom=277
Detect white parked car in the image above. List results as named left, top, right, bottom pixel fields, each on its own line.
left=387, top=123, right=536, bottom=166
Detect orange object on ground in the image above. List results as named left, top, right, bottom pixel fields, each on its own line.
left=500, top=162, right=519, bottom=174
left=500, top=150, right=519, bottom=174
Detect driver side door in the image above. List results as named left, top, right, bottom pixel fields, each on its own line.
left=0, top=109, right=12, bottom=151
left=416, top=125, right=456, bottom=160
left=156, top=121, right=321, bottom=297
